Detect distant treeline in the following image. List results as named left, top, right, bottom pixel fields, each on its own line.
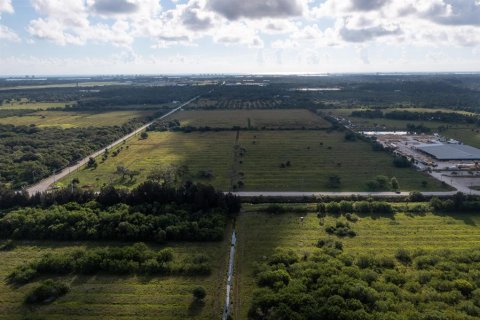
left=351, top=110, right=479, bottom=124
left=74, top=86, right=207, bottom=109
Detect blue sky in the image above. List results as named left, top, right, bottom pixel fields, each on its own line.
left=0, top=0, right=479, bottom=75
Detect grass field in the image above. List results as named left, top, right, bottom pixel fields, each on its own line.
left=170, top=109, right=331, bottom=129
left=64, top=130, right=445, bottom=191
left=322, top=108, right=473, bottom=131
left=0, top=237, right=230, bottom=320
left=236, top=131, right=445, bottom=191
left=186, top=98, right=282, bottom=109
left=0, top=110, right=154, bottom=128
left=1, top=101, right=70, bottom=110
left=63, top=130, right=445, bottom=192
left=443, top=126, right=480, bottom=148
left=325, top=107, right=476, bottom=116
left=234, top=206, right=480, bottom=318
left=62, top=131, right=236, bottom=190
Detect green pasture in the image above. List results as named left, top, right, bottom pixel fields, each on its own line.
left=0, top=110, right=154, bottom=128
left=322, top=108, right=474, bottom=131
left=0, top=239, right=229, bottom=320
left=64, top=130, right=446, bottom=191
left=62, top=131, right=236, bottom=190
left=170, top=109, right=331, bottom=129
left=236, top=130, right=446, bottom=191
left=0, top=101, right=70, bottom=110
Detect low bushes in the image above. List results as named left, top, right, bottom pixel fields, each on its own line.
left=249, top=246, right=480, bottom=320
left=318, top=200, right=394, bottom=215
left=25, top=280, right=69, bottom=304
left=325, top=220, right=357, bottom=237
left=8, top=243, right=210, bottom=284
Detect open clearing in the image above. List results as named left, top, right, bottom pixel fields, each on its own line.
left=234, top=206, right=480, bottom=318
left=0, top=238, right=229, bottom=320
left=0, top=111, right=154, bottom=128
left=170, top=109, right=331, bottom=129
left=1, top=101, right=70, bottom=110
left=185, top=98, right=282, bottom=110
left=322, top=108, right=473, bottom=131
left=443, top=126, right=480, bottom=148
left=237, top=130, right=445, bottom=191
left=64, top=130, right=446, bottom=191
left=62, top=131, right=236, bottom=190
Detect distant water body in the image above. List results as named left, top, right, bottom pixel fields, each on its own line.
left=293, top=87, right=341, bottom=92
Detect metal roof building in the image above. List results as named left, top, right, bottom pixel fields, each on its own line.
left=417, top=144, right=480, bottom=160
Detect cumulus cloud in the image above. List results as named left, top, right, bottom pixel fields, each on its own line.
left=0, top=0, right=19, bottom=42
left=311, top=0, right=480, bottom=46
left=9, top=0, right=480, bottom=51
left=213, top=22, right=264, bottom=47
left=349, top=0, right=390, bottom=11
left=0, top=0, right=13, bottom=13
left=90, top=0, right=139, bottom=15
left=207, top=0, right=304, bottom=20
left=0, top=24, right=19, bottom=41
left=419, top=0, right=480, bottom=26
left=180, top=1, right=213, bottom=31
left=339, top=24, right=402, bottom=42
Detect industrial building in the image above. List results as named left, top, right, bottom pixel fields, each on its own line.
left=417, top=144, right=480, bottom=161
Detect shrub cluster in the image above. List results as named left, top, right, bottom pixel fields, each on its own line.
left=325, top=220, right=357, bottom=237
left=25, top=280, right=70, bottom=304
left=249, top=246, right=480, bottom=320
left=318, top=200, right=394, bottom=215
left=430, top=194, right=480, bottom=213
left=8, top=243, right=210, bottom=285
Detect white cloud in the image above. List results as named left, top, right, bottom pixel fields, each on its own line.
left=207, top=0, right=305, bottom=20
left=0, top=0, right=13, bottom=13
left=0, top=24, right=19, bottom=41
left=1, top=0, right=476, bottom=58
left=0, top=0, right=18, bottom=42
left=311, top=0, right=480, bottom=47
left=210, top=21, right=264, bottom=48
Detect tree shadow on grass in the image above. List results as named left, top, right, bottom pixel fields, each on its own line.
left=433, top=212, right=477, bottom=227
left=188, top=299, right=205, bottom=316
left=354, top=212, right=396, bottom=221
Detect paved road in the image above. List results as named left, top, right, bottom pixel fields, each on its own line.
left=231, top=191, right=462, bottom=198
left=25, top=95, right=200, bottom=196
left=429, top=171, right=480, bottom=195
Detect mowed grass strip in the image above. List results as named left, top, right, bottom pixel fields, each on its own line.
left=237, top=130, right=445, bottom=191
left=0, top=239, right=230, bottom=320
left=64, top=131, right=236, bottom=190
left=0, top=110, right=154, bottom=128
left=234, top=208, right=480, bottom=319
left=171, top=109, right=331, bottom=129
